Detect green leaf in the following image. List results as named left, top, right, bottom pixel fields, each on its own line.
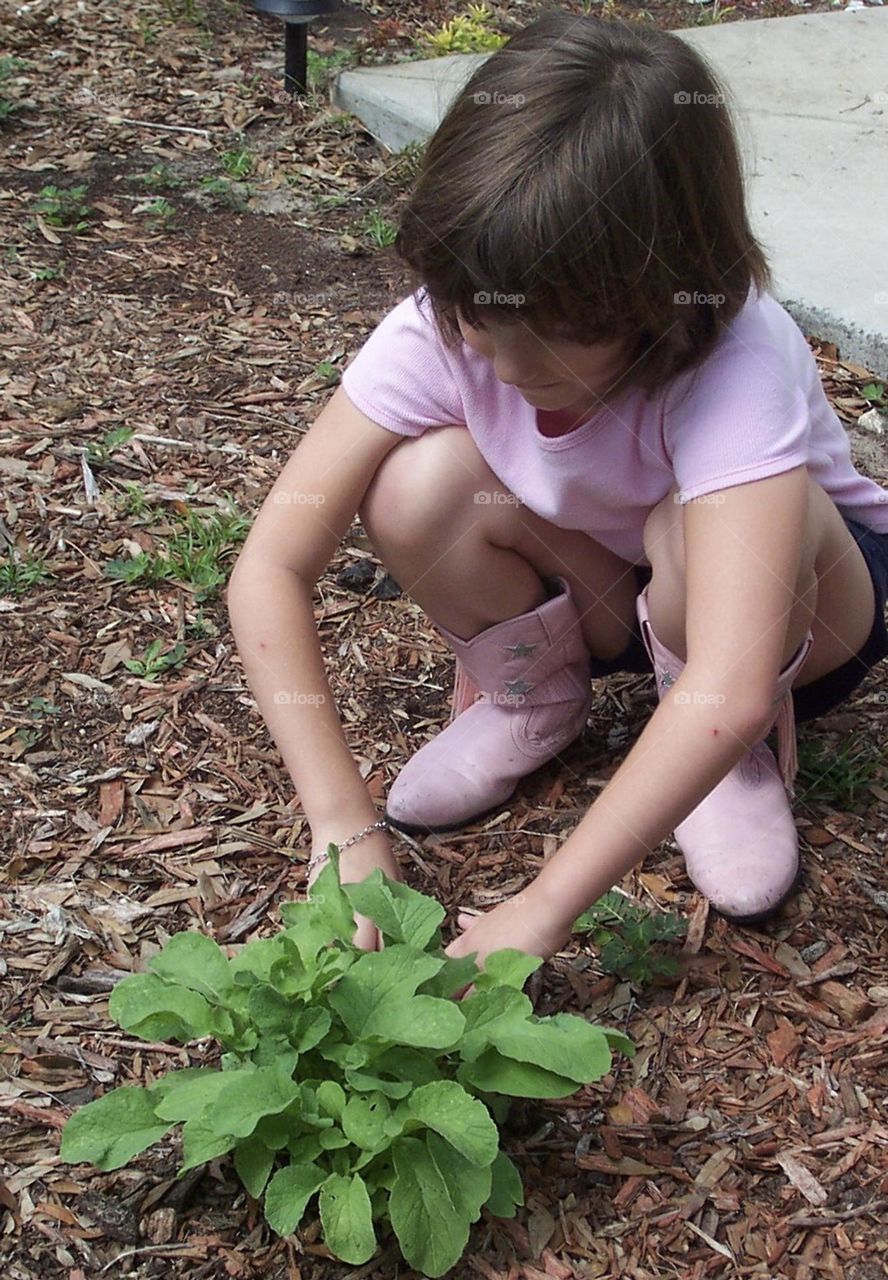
left=61, top=1086, right=172, bottom=1171
left=264, top=1163, right=327, bottom=1236
left=327, top=945, right=464, bottom=1049
left=488, top=1012, right=612, bottom=1084
left=458, top=1050, right=581, bottom=1099
left=319, top=1172, right=378, bottom=1265
left=602, top=1027, right=637, bottom=1060
left=341, top=1091, right=391, bottom=1150
left=407, top=1080, right=498, bottom=1167
left=484, top=1149, right=524, bottom=1218
left=180, top=1114, right=238, bottom=1173
left=389, top=1133, right=489, bottom=1277
left=108, top=973, right=222, bottom=1042
left=208, top=1065, right=301, bottom=1139
left=458, top=986, right=534, bottom=1062
left=343, top=868, right=444, bottom=948
left=149, top=931, right=233, bottom=1001
left=471, top=948, right=542, bottom=991
left=233, top=1136, right=276, bottom=1198
left=153, top=1069, right=253, bottom=1122
left=316, top=1080, right=346, bottom=1119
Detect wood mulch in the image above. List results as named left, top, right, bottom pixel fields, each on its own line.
left=1, top=0, right=886, bottom=1277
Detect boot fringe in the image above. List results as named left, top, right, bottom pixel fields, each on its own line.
left=449, top=656, right=482, bottom=722
left=775, top=690, right=799, bottom=798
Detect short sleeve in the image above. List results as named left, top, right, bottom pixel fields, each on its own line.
left=340, top=290, right=466, bottom=437
left=663, top=341, right=811, bottom=505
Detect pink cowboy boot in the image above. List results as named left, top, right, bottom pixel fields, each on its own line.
left=635, top=582, right=815, bottom=924
left=384, top=575, right=594, bottom=833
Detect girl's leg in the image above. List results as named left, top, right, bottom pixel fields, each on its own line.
left=358, top=425, right=640, bottom=661
left=640, top=473, right=876, bottom=685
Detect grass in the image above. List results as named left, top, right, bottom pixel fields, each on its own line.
left=358, top=209, right=398, bottom=248
left=306, top=48, right=360, bottom=93
left=0, top=55, right=26, bottom=124
left=198, top=176, right=251, bottom=212
left=105, top=499, right=250, bottom=601
left=0, top=553, right=53, bottom=596
left=221, top=148, right=252, bottom=180
left=134, top=163, right=186, bottom=192
left=795, top=731, right=885, bottom=810
left=124, top=639, right=188, bottom=681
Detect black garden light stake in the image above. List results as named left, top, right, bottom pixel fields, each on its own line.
left=251, top=0, right=338, bottom=97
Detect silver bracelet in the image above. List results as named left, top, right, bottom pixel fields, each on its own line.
left=307, top=818, right=390, bottom=872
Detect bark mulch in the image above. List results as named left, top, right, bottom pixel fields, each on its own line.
left=1, top=0, right=886, bottom=1277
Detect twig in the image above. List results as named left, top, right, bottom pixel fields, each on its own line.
left=109, top=117, right=215, bottom=137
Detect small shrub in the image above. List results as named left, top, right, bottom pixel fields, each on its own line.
left=572, top=890, right=687, bottom=985
left=33, top=184, right=94, bottom=231
left=61, top=846, right=634, bottom=1275
left=419, top=5, right=507, bottom=57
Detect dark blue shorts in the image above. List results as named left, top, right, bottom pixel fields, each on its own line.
left=588, top=515, right=888, bottom=724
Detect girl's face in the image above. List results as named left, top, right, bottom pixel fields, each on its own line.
left=456, top=308, right=632, bottom=414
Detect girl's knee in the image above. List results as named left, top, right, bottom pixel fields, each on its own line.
left=358, top=425, right=488, bottom=545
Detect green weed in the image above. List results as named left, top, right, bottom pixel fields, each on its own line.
left=124, top=639, right=188, bottom=681
left=572, top=890, right=687, bottom=985
left=137, top=197, right=177, bottom=231
left=221, top=148, right=252, bottom=180
left=85, top=427, right=135, bottom=467
left=306, top=47, right=360, bottom=92
left=105, top=499, right=250, bottom=601
left=33, top=184, right=94, bottom=231
left=0, top=553, right=52, bottom=596
left=0, top=55, right=26, bottom=123
left=860, top=381, right=885, bottom=406
left=358, top=208, right=397, bottom=248
left=198, top=176, right=251, bottom=212
left=134, top=163, right=186, bottom=191
left=795, top=731, right=885, bottom=811
left=419, top=5, right=507, bottom=57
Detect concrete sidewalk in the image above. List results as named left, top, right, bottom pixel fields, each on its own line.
left=333, top=9, right=888, bottom=377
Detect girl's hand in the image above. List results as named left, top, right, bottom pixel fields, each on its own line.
left=444, top=889, right=575, bottom=999
left=307, top=829, right=402, bottom=952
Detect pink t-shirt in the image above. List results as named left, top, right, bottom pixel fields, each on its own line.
left=341, top=285, right=888, bottom=565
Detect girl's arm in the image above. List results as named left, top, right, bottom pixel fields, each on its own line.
left=226, top=385, right=403, bottom=840
left=449, top=467, right=812, bottom=961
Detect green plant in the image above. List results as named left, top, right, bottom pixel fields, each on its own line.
left=198, top=175, right=251, bottom=212
left=160, top=0, right=207, bottom=26
left=694, top=0, right=737, bottom=25
left=31, top=263, right=64, bottom=281
left=795, top=731, right=885, bottom=810
left=134, top=163, right=186, bottom=191
left=123, top=639, right=188, bottom=680
left=358, top=209, right=397, bottom=248
left=860, top=381, right=885, bottom=405
left=117, top=481, right=149, bottom=518
left=137, top=196, right=177, bottom=230
left=85, top=427, right=135, bottom=467
left=221, top=148, right=252, bottom=180
left=0, top=55, right=26, bottom=123
left=313, top=359, right=340, bottom=385
left=420, top=5, right=507, bottom=57
left=105, top=498, right=250, bottom=601
left=33, top=184, right=94, bottom=231
left=0, top=553, right=52, bottom=596
left=60, top=846, right=633, bottom=1275
left=306, top=47, right=359, bottom=92
left=572, top=890, right=687, bottom=985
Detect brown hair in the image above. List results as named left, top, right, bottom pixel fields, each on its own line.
left=395, top=11, right=772, bottom=403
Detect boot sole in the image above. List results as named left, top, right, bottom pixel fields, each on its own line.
left=711, top=853, right=805, bottom=927
left=383, top=730, right=589, bottom=837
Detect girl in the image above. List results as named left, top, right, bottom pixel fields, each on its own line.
left=227, top=13, right=888, bottom=969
